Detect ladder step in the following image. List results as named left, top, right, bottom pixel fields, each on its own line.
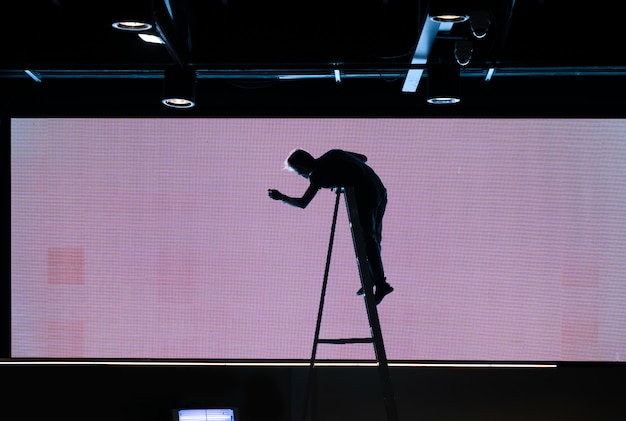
left=318, top=337, right=374, bottom=344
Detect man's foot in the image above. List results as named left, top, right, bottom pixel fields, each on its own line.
left=357, top=277, right=387, bottom=296
left=374, top=283, right=394, bottom=305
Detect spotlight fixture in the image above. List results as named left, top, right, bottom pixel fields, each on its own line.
left=454, top=40, right=473, bottom=66
left=470, top=10, right=491, bottom=39
left=429, top=0, right=469, bottom=23
left=112, top=20, right=152, bottom=31
left=430, top=13, right=469, bottom=23
left=426, top=62, right=461, bottom=105
left=162, top=67, right=197, bottom=109
left=111, top=1, right=155, bottom=32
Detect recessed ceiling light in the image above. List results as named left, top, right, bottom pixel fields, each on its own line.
left=112, top=20, right=153, bottom=31
left=162, top=97, right=196, bottom=109
left=427, top=96, right=461, bottom=105
left=430, top=14, right=469, bottom=23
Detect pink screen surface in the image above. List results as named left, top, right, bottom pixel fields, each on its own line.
left=10, top=118, right=626, bottom=361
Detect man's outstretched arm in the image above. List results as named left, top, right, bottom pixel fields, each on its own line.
left=268, top=183, right=319, bottom=208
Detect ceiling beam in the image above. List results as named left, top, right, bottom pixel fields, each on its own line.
left=401, top=18, right=454, bottom=93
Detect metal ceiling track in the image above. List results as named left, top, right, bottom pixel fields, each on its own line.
left=5, top=66, right=626, bottom=82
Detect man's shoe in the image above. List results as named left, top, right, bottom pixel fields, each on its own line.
left=374, top=283, right=394, bottom=305
left=357, top=277, right=387, bottom=296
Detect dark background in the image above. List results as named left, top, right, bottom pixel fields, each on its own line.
left=2, top=1, right=625, bottom=420
left=2, top=0, right=626, bottom=118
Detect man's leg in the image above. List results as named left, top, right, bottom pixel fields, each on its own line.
left=370, top=194, right=392, bottom=304
left=356, top=201, right=392, bottom=304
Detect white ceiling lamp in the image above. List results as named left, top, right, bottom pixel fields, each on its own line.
left=111, top=1, right=155, bottom=32
left=161, top=67, right=197, bottom=109
left=426, top=62, right=461, bottom=105
left=429, top=0, right=470, bottom=23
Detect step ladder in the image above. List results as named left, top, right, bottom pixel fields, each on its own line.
left=302, top=186, right=399, bottom=421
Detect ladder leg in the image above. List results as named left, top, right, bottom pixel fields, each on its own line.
left=344, top=187, right=400, bottom=421
left=302, top=189, right=342, bottom=421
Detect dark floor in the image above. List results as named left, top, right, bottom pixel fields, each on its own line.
left=1, top=362, right=624, bottom=421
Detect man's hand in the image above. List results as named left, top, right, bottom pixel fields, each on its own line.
left=268, top=189, right=284, bottom=201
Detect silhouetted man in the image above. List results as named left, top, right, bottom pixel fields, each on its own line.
left=268, top=148, right=393, bottom=305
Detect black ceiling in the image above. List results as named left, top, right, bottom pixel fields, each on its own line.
left=2, top=0, right=626, bottom=116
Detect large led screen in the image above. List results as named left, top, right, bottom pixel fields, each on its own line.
left=10, top=118, right=626, bottom=361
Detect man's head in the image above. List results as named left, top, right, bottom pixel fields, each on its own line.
left=285, top=149, right=315, bottom=177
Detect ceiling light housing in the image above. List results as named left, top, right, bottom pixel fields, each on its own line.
left=112, top=20, right=153, bottom=32
left=426, top=62, right=461, bottom=105
left=454, top=40, right=474, bottom=66
left=430, top=14, right=469, bottom=23
left=470, top=10, right=491, bottom=39
left=111, top=1, right=155, bottom=32
left=429, top=0, right=470, bottom=23
left=162, top=67, right=197, bottom=109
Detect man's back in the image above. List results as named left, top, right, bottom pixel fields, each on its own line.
left=310, top=149, right=385, bottom=201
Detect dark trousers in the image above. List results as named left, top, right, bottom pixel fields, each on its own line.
left=358, top=189, right=387, bottom=288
